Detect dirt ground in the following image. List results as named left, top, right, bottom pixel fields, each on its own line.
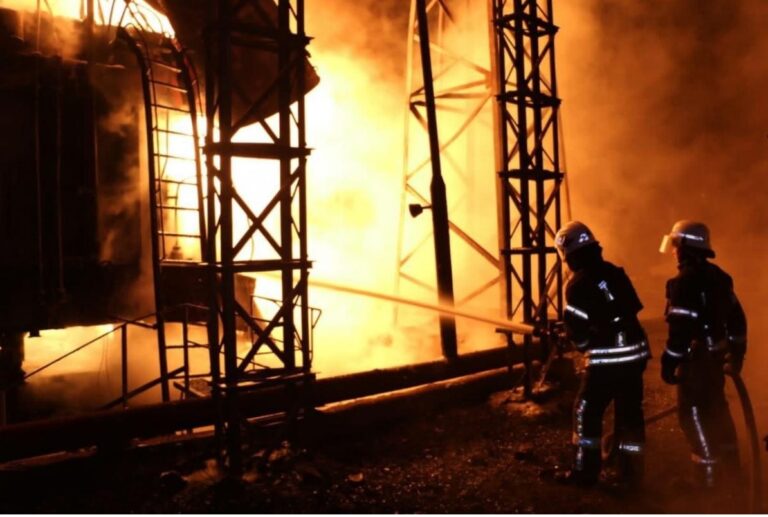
left=0, top=319, right=761, bottom=513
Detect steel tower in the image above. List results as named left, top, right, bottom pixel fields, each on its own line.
left=491, top=0, right=564, bottom=362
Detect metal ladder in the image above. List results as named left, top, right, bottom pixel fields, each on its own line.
left=117, top=6, right=206, bottom=401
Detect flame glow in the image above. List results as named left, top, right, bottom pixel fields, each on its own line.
left=0, top=0, right=174, bottom=35
left=8, top=0, right=504, bottom=387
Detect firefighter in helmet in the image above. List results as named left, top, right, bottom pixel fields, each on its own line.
left=659, top=220, right=746, bottom=487
left=555, top=221, right=650, bottom=486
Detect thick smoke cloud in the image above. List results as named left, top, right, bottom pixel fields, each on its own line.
left=557, top=0, right=768, bottom=313
left=556, top=0, right=768, bottom=481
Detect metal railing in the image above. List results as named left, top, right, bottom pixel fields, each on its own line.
left=5, top=304, right=207, bottom=417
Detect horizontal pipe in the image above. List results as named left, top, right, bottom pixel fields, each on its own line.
left=0, top=342, right=540, bottom=462
left=314, top=345, right=529, bottom=405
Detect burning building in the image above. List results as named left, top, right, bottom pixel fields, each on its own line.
left=0, top=0, right=323, bottom=384
left=0, top=0, right=563, bottom=475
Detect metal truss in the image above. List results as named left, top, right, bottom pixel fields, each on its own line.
left=397, top=0, right=501, bottom=322
left=491, top=0, right=564, bottom=333
left=203, top=0, right=313, bottom=473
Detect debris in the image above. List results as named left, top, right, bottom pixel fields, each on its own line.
left=514, top=443, right=536, bottom=461
left=242, top=471, right=259, bottom=483
left=295, top=463, right=325, bottom=485
left=159, top=470, right=187, bottom=494
left=268, top=441, right=292, bottom=463
left=185, top=459, right=224, bottom=486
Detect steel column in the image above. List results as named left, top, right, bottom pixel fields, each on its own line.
left=398, top=0, right=501, bottom=336
left=491, top=0, right=564, bottom=343
left=203, top=0, right=313, bottom=474
left=415, top=0, right=458, bottom=360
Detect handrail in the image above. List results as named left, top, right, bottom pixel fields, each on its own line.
left=18, top=303, right=211, bottom=387
left=10, top=298, right=303, bottom=411
left=21, top=325, right=122, bottom=383
left=100, top=366, right=186, bottom=411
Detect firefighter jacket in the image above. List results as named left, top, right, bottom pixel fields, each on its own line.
left=564, top=260, right=649, bottom=367
left=663, top=259, right=747, bottom=361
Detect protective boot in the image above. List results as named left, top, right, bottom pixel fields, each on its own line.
left=557, top=446, right=600, bottom=487
left=691, top=454, right=722, bottom=489
left=616, top=447, right=645, bottom=487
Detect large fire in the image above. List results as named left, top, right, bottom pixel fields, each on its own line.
left=5, top=0, right=504, bottom=394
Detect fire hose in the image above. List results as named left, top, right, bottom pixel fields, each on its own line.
left=603, top=372, right=762, bottom=511
left=729, top=371, right=763, bottom=513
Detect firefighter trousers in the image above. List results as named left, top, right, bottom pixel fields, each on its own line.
left=572, top=361, right=646, bottom=483
left=677, top=346, right=739, bottom=487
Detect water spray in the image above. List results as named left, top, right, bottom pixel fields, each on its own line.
left=305, top=277, right=534, bottom=336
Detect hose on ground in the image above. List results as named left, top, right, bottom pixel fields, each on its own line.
left=600, top=373, right=761, bottom=512
left=727, top=371, right=762, bottom=513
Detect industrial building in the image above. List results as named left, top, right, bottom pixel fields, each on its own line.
left=0, top=0, right=764, bottom=512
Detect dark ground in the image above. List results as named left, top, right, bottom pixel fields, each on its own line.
left=0, top=319, right=760, bottom=513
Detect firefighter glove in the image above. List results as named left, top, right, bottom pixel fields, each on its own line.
left=661, top=351, right=681, bottom=385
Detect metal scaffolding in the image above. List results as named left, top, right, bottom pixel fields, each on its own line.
left=491, top=0, right=564, bottom=368
left=398, top=0, right=501, bottom=354
left=203, top=0, right=313, bottom=473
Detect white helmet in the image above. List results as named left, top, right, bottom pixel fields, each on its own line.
left=555, top=221, right=599, bottom=260
left=659, top=220, right=714, bottom=256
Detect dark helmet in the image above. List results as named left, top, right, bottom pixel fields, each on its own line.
left=555, top=221, right=599, bottom=260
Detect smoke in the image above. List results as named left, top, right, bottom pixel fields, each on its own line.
left=0, top=0, right=86, bottom=58
left=22, top=324, right=166, bottom=414
left=304, top=0, right=768, bottom=488
left=299, top=0, right=439, bottom=375
left=556, top=0, right=768, bottom=310
left=299, top=0, right=513, bottom=375
left=555, top=0, right=768, bottom=491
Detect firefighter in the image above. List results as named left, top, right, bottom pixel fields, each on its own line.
left=659, top=220, right=746, bottom=487
left=555, top=221, right=650, bottom=486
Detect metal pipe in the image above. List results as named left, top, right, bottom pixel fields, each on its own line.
left=54, top=57, right=65, bottom=299
left=415, top=0, right=458, bottom=360
left=216, top=0, right=242, bottom=476
left=297, top=0, right=311, bottom=374
left=33, top=43, right=45, bottom=303
left=121, top=325, right=128, bottom=409
left=0, top=343, right=539, bottom=463
left=182, top=305, right=190, bottom=395
left=277, top=0, right=296, bottom=371
left=203, top=0, right=224, bottom=469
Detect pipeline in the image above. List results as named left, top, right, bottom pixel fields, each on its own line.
left=0, top=343, right=541, bottom=462
left=306, top=277, right=534, bottom=335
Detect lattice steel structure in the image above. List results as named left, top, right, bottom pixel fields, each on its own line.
left=491, top=0, right=564, bottom=335
left=203, top=0, right=313, bottom=473
left=398, top=0, right=501, bottom=340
